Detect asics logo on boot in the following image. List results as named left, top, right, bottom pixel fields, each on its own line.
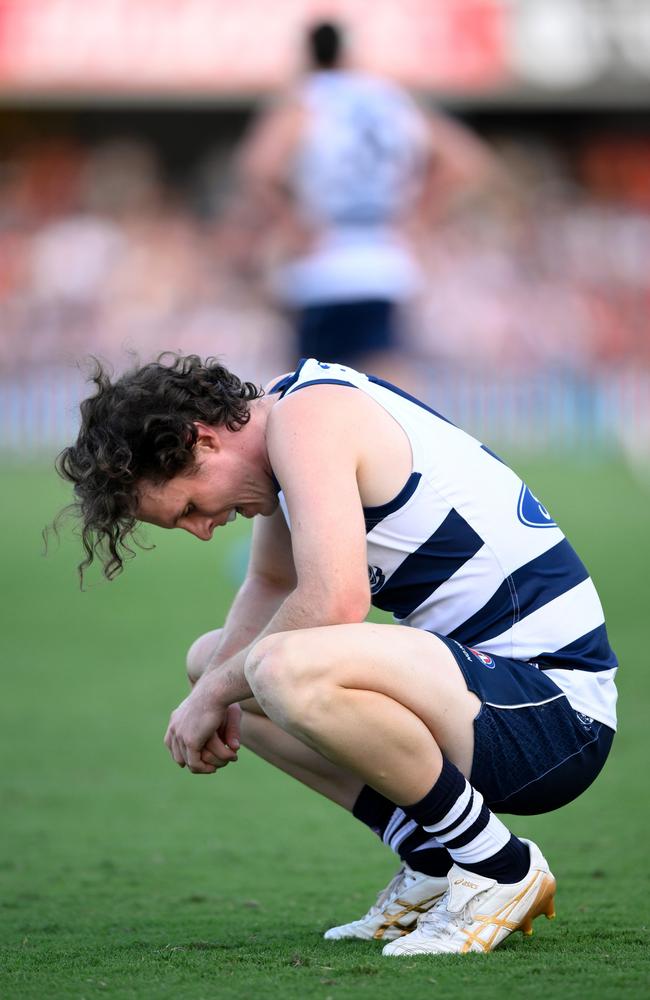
left=454, top=879, right=480, bottom=889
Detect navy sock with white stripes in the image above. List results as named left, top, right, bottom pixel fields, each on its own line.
left=401, top=757, right=530, bottom=885
left=353, top=785, right=452, bottom=877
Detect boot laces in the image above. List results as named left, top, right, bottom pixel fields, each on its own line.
left=417, top=890, right=478, bottom=937
left=367, top=864, right=416, bottom=917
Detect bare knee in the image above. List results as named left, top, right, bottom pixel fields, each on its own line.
left=244, top=631, right=333, bottom=730
left=186, top=627, right=224, bottom=686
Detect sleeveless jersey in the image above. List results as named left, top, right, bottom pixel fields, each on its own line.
left=271, top=358, right=618, bottom=729
left=277, top=71, right=425, bottom=306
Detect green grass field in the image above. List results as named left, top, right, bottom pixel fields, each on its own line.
left=1, top=455, right=649, bottom=999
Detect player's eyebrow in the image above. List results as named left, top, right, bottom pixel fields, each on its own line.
left=172, top=502, right=191, bottom=527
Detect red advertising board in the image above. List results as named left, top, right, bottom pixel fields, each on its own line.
left=0, top=0, right=508, bottom=95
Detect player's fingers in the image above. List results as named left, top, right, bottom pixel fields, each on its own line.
left=170, top=734, right=186, bottom=767
left=205, top=732, right=237, bottom=764
left=223, top=703, right=242, bottom=751
left=186, top=746, right=216, bottom=774
left=200, top=747, right=229, bottom=769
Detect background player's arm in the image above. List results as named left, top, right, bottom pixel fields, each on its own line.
left=227, top=96, right=307, bottom=250
left=407, top=107, right=515, bottom=240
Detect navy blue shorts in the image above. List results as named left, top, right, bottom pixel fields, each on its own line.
left=294, top=299, right=398, bottom=366
left=436, top=635, right=615, bottom=817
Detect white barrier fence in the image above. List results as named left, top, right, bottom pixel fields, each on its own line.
left=1, top=365, right=648, bottom=456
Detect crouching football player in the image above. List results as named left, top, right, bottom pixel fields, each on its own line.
left=56, top=354, right=617, bottom=955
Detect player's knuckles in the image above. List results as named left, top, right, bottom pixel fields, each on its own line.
left=189, top=762, right=216, bottom=774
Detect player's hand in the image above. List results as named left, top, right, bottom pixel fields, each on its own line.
left=164, top=682, right=239, bottom=774
left=201, top=702, right=242, bottom=770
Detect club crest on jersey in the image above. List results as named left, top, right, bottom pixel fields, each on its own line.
left=469, top=648, right=495, bottom=668
left=517, top=484, right=557, bottom=528
left=368, top=565, right=386, bottom=594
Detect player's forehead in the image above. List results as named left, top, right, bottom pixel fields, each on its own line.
left=136, top=475, right=188, bottom=527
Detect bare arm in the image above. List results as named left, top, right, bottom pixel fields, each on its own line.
left=225, top=97, right=307, bottom=255
left=165, top=387, right=371, bottom=771
left=406, top=106, right=516, bottom=243
left=198, top=391, right=370, bottom=700
left=205, top=506, right=297, bottom=670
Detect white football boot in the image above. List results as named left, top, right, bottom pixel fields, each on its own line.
left=324, top=863, right=448, bottom=942
left=383, top=840, right=556, bottom=956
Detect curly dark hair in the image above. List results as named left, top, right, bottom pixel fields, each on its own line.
left=51, top=353, right=263, bottom=584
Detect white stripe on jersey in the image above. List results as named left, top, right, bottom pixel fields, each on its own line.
left=366, top=480, right=452, bottom=581
left=399, top=543, right=498, bottom=634
left=482, top=578, right=605, bottom=661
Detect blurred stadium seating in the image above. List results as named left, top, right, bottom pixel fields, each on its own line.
left=1, top=0, right=649, bottom=451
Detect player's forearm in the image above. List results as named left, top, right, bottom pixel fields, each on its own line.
left=211, top=574, right=291, bottom=666
left=203, top=584, right=369, bottom=706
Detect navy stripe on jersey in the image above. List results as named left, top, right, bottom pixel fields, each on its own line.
left=286, top=378, right=357, bottom=393
left=364, top=472, right=422, bottom=531
left=449, top=539, right=589, bottom=647
left=481, top=443, right=506, bottom=465
left=271, top=358, right=309, bottom=397
left=535, top=623, right=618, bottom=672
left=367, top=375, right=456, bottom=426
left=372, top=509, right=484, bottom=619
left=268, top=374, right=292, bottom=395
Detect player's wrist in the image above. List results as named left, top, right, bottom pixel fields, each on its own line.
left=197, top=668, right=238, bottom=709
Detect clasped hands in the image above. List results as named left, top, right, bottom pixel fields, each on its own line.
left=164, top=677, right=242, bottom=774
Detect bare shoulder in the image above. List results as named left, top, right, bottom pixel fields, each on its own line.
left=268, top=382, right=365, bottom=424
left=266, top=383, right=365, bottom=454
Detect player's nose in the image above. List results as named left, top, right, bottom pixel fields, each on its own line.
left=182, top=519, right=214, bottom=541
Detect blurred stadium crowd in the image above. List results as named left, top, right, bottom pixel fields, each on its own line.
left=2, top=127, right=649, bottom=381
left=1, top=1, right=650, bottom=454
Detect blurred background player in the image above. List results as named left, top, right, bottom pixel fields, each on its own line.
left=231, top=20, right=507, bottom=386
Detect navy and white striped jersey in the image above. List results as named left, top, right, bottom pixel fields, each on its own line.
left=272, top=359, right=618, bottom=729
left=278, top=70, right=424, bottom=307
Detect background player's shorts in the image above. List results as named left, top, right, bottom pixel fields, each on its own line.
left=435, top=634, right=615, bottom=816
left=294, top=299, right=397, bottom=366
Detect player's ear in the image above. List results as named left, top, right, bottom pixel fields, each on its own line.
left=193, top=421, right=221, bottom=453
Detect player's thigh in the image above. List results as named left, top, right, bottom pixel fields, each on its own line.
left=271, top=622, right=480, bottom=759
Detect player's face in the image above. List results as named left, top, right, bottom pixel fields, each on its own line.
left=136, top=427, right=279, bottom=540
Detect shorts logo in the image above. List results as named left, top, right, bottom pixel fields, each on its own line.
left=517, top=483, right=557, bottom=529
left=576, top=712, right=594, bottom=729
left=469, top=648, right=495, bottom=668
left=368, top=565, right=386, bottom=594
